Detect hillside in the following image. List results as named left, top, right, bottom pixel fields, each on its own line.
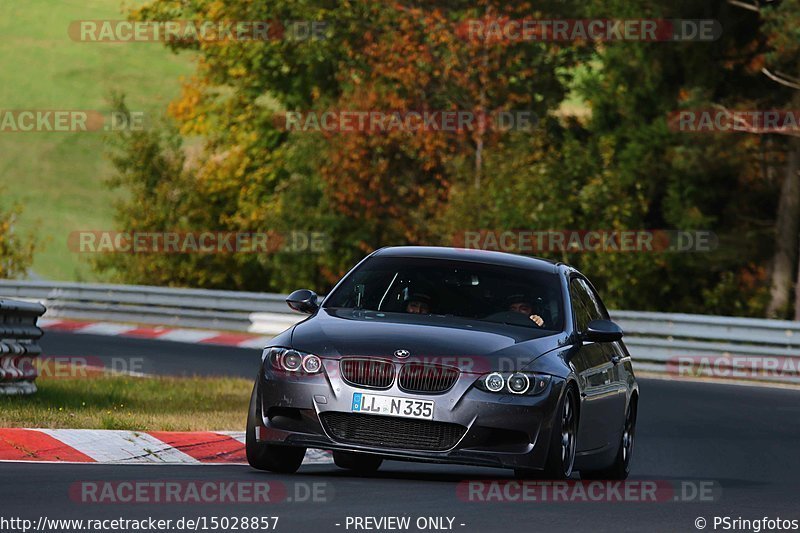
left=0, top=0, right=193, bottom=280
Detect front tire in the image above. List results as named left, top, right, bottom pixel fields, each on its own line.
left=333, top=451, right=383, bottom=473
left=515, top=385, right=578, bottom=480
left=246, top=382, right=306, bottom=473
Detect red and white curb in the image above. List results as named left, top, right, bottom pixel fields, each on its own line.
left=39, top=319, right=274, bottom=349
left=0, top=428, right=332, bottom=465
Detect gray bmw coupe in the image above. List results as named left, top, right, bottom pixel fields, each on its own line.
left=246, top=246, right=638, bottom=479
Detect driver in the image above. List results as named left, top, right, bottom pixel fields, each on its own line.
left=506, top=294, right=545, bottom=327
left=405, top=292, right=432, bottom=314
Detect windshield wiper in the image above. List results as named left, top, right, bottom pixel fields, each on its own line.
left=490, top=320, right=538, bottom=329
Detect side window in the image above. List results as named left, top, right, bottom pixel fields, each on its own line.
left=579, top=279, right=609, bottom=321
left=569, top=279, right=592, bottom=333
left=570, top=277, right=608, bottom=333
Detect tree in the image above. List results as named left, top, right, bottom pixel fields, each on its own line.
left=101, top=0, right=587, bottom=289
left=758, top=0, right=800, bottom=318
left=0, top=199, right=35, bottom=279
left=100, top=0, right=799, bottom=320
left=547, top=0, right=776, bottom=314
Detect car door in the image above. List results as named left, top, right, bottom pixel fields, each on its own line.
left=580, top=279, right=628, bottom=431
left=569, top=277, right=620, bottom=452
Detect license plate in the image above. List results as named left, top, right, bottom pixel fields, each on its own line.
left=351, top=393, right=434, bottom=420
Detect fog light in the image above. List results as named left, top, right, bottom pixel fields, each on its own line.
left=485, top=372, right=505, bottom=392
left=508, top=373, right=530, bottom=394
left=302, top=354, right=322, bottom=373
left=282, top=350, right=302, bottom=371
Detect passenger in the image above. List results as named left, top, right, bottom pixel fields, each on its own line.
left=506, top=294, right=545, bottom=327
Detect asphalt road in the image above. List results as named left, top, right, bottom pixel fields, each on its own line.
left=39, top=331, right=262, bottom=378
left=3, top=332, right=798, bottom=532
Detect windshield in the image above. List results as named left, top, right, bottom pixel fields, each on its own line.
left=324, top=256, right=564, bottom=331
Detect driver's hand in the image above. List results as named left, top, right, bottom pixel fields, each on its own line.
left=529, top=314, right=544, bottom=327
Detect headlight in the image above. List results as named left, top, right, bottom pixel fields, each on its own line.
left=507, top=373, right=530, bottom=394
left=485, top=372, right=505, bottom=392
left=475, top=372, right=551, bottom=395
left=302, top=354, right=322, bottom=373
left=282, top=350, right=303, bottom=371
left=263, top=347, right=324, bottom=375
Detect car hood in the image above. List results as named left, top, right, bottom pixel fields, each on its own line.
left=289, top=308, right=569, bottom=373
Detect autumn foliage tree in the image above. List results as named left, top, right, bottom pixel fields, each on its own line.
left=99, top=0, right=798, bottom=318
left=314, top=3, right=587, bottom=250
left=101, top=0, right=588, bottom=289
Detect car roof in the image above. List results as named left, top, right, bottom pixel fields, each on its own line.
left=371, top=246, right=560, bottom=274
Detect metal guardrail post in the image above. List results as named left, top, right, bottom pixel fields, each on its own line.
left=0, top=299, right=46, bottom=395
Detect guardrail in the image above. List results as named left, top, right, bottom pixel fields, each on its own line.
left=1, top=280, right=797, bottom=385
left=0, top=299, right=46, bottom=395
left=0, top=280, right=288, bottom=333
left=611, top=311, right=800, bottom=386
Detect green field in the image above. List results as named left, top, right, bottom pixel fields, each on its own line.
left=0, top=0, right=193, bottom=281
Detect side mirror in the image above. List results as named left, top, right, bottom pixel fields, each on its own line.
left=286, top=289, right=319, bottom=314
left=585, top=319, right=623, bottom=343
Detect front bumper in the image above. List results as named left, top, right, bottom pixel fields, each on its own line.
left=255, top=358, right=565, bottom=471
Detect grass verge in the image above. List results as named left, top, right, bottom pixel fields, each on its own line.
left=0, top=374, right=251, bottom=431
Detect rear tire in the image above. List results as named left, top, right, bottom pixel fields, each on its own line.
left=333, top=451, right=383, bottom=473
left=580, top=400, right=636, bottom=480
left=246, top=382, right=306, bottom=473
left=515, top=385, right=578, bottom=480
